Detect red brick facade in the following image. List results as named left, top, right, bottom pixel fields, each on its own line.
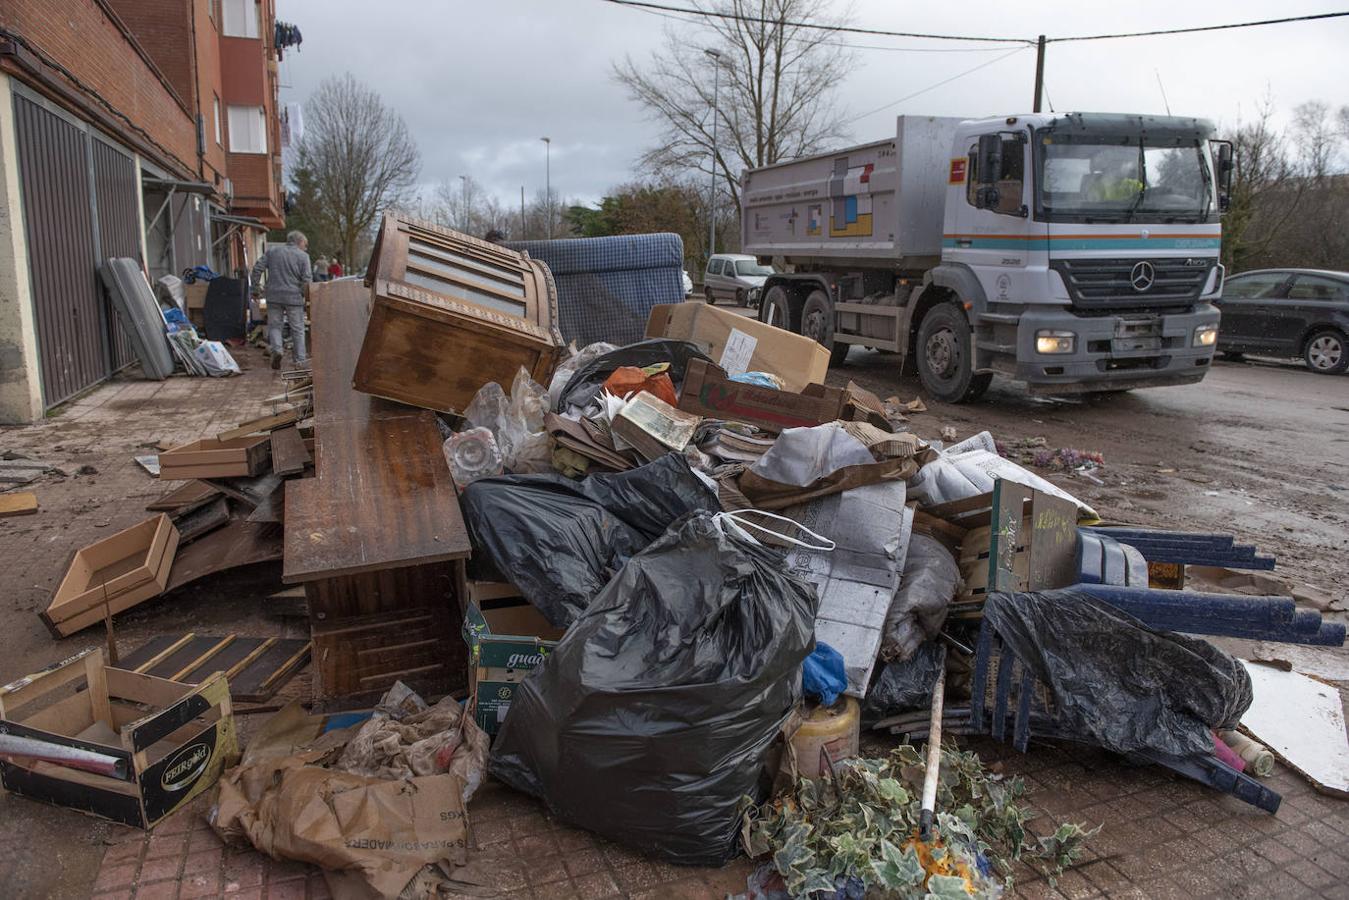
left=0, top=0, right=284, bottom=226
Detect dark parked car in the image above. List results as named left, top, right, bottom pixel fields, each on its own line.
left=1217, top=269, right=1349, bottom=374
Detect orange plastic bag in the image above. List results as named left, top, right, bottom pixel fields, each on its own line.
left=601, top=365, right=679, bottom=407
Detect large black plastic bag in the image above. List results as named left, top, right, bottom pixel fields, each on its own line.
left=461, top=454, right=719, bottom=626
left=862, top=640, right=946, bottom=723
left=983, top=588, right=1252, bottom=758
left=489, top=512, right=819, bottom=866
left=554, top=338, right=712, bottom=414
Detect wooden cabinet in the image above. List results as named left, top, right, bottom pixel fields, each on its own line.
left=354, top=214, right=562, bottom=412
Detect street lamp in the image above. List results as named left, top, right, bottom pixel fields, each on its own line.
left=540, top=136, right=552, bottom=238
left=458, top=174, right=468, bottom=230
left=704, top=48, right=722, bottom=258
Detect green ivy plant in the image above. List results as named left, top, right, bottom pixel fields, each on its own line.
left=740, top=744, right=1096, bottom=898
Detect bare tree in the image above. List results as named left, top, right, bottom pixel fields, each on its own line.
left=614, top=0, right=853, bottom=220
left=295, top=73, right=420, bottom=266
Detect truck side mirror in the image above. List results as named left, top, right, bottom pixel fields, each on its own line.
left=974, top=134, right=1002, bottom=210
left=1213, top=140, right=1235, bottom=213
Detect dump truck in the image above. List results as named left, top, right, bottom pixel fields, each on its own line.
left=741, top=113, right=1234, bottom=401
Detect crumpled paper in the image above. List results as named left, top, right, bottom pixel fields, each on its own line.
left=210, top=683, right=489, bottom=900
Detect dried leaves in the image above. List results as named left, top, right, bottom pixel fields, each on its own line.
left=741, top=744, right=1096, bottom=898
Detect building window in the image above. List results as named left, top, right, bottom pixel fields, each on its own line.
left=213, top=96, right=222, bottom=145
left=221, top=0, right=260, bottom=39
left=227, top=105, right=267, bottom=154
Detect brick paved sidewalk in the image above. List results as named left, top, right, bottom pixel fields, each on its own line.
left=80, top=735, right=1349, bottom=900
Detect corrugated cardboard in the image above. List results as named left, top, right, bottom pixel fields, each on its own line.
left=677, top=359, right=846, bottom=433
left=645, top=302, right=830, bottom=392
left=462, top=584, right=564, bottom=736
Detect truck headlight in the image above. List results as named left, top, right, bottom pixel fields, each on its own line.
left=1193, top=324, right=1218, bottom=347
left=1035, top=330, right=1075, bottom=354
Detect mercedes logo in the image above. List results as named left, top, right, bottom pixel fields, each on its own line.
left=1130, top=261, right=1156, bottom=292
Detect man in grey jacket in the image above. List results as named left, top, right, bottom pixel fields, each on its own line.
left=251, top=230, right=312, bottom=369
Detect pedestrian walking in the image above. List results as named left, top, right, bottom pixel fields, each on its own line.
left=251, top=231, right=312, bottom=369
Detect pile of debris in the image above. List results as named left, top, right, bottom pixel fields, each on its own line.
left=1, top=215, right=1345, bottom=900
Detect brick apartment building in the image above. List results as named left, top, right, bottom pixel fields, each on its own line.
left=0, top=0, right=293, bottom=422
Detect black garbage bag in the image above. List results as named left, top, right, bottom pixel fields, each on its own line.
left=489, top=512, right=819, bottom=866
left=862, top=640, right=946, bottom=723
left=555, top=338, right=712, bottom=413
left=461, top=453, right=719, bottom=626
left=983, top=588, right=1252, bottom=758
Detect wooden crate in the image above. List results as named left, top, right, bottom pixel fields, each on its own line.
left=43, top=515, right=179, bottom=638
left=0, top=648, right=237, bottom=828
left=354, top=214, right=562, bottom=413
left=158, top=434, right=272, bottom=481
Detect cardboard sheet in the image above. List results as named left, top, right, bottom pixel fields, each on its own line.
left=1240, top=661, right=1349, bottom=797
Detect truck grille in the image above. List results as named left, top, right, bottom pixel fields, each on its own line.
left=1051, top=257, right=1212, bottom=310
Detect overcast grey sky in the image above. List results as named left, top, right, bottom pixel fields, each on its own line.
left=275, top=0, right=1349, bottom=206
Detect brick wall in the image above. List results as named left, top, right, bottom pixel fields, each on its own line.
left=0, top=0, right=198, bottom=177
left=192, top=0, right=227, bottom=185
left=101, top=0, right=191, bottom=106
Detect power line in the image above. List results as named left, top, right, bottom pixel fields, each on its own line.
left=845, top=46, right=1030, bottom=126
left=626, top=2, right=1026, bottom=52
left=1049, top=10, right=1349, bottom=43
left=601, top=0, right=1026, bottom=42
left=603, top=0, right=1349, bottom=46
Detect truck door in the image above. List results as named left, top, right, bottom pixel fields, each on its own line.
left=946, top=132, right=1032, bottom=293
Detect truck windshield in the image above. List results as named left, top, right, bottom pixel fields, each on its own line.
left=734, top=260, right=775, bottom=276
left=1036, top=134, right=1212, bottom=223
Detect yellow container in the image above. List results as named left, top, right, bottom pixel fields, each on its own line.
left=789, top=697, right=860, bottom=779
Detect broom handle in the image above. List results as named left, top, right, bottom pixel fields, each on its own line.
left=918, top=667, right=946, bottom=841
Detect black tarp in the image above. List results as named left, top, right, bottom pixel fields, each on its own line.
left=983, top=588, right=1252, bottom=758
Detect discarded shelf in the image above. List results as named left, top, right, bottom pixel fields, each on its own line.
left=1240, top=661, right=1349, bottom=797
left=113, top=633, right=311, bottom=704
left=158, top=435, right=272, bottom=481
left=43, top=514, right=179, bottom=638
left=354, top=214, right=562, bottom=413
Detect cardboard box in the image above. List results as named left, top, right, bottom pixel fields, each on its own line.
left=677, top=359, right=847, bottom=433
left=461, top=582, right=564, bottom=736
left=645, top=302, right=830, bottom=392
left=0, top=648, right=237, bottom=828
left=184, top=281, right=209, bottom=311
left=43, top=514, right=180, bottom=638
left=157, top=434, right=271, bottom=480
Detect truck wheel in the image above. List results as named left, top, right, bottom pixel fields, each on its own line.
left=704, top=287, right=716, bottom=305
left=1304, top=328, right=1347, bottom=375
left=916, top=302, right=990, bottom=402
left=760, top=285, right=796, bottom=331
left=802, top=290, right=850, bottom=366
left=735, top=289, right=748, bottom=307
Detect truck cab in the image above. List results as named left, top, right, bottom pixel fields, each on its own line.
left=744, top=113, right=1234, bottom=402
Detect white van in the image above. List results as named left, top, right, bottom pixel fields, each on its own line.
left=703, top=254, right=775, bottom=307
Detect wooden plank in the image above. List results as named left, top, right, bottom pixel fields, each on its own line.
left=283, top=280, right=471, bottom=583
left=203, top=472, right=283, bottom=509
left=125, top=634, right=195, bottom=674
left=146, top=480, right=221, bottom=513
left=140, top=636, right=224, bottom=681
left=0, top=492, right=39, bottom=517
left=168, top=635, right=236, bottom=681
left=164, top=518, right=282, bottom=594
left=228, top=640, right=311, bottom=703
left=269, top=425, right=311, bottom=476
left=171, top=496, right=231, bottom=546
left=217, top=408, right=303, bottom=442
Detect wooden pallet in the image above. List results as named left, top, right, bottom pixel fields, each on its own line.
left=112, top=633, right=310, bottom=703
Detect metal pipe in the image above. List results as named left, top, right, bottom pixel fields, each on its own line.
left=0, top=734, right=128, bottom=779
left=918, top=666, right=946, bottom=841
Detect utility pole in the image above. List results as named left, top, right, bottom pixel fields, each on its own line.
left=520, top=186, right=526, bottom=239
left=704, top=48, right=722, bottom=258
left=1032, top=35, right=1046, bottom=113
left=540, top=136, right=552, bottom=239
